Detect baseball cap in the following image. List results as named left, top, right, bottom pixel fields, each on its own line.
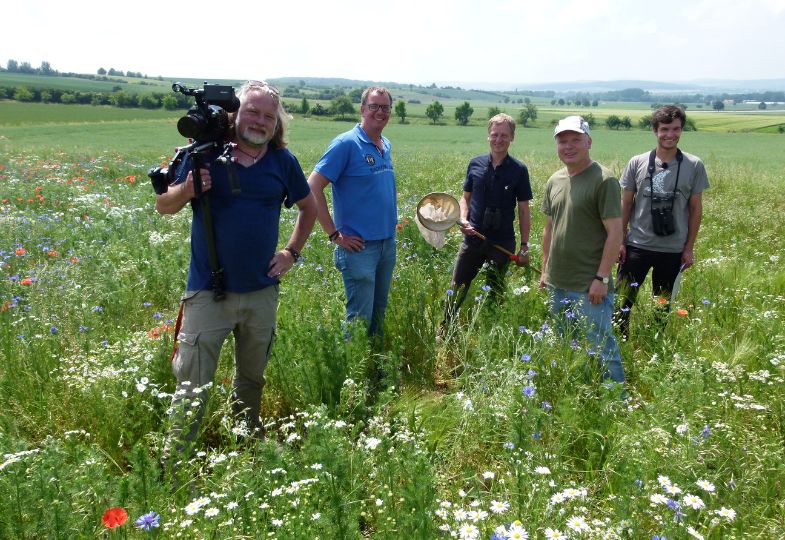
left=554, top=116, right=590, bottom=137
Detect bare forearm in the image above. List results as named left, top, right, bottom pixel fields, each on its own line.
left=598, top=218, right=623, bottom=277
left=306, top=172, right=337, bottom=234
left=518, top=203, right=531, bottom=245
left=684, top=202, right=702, bottom=251
left=155, top=182, right=192, bottom=215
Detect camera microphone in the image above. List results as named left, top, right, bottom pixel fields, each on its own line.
left=661, top=162, right=668, bottom=169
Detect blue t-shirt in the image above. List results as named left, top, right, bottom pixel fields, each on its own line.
left=174, top=147, right=310, bottom=292
left=463, top=154, right=532, bottom=243
left=313, top=124, right=397, bottom=240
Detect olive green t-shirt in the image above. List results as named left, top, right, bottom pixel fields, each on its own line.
left=541, top=162, right=621, bottom=292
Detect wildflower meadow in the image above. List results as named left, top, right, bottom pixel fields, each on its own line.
left=1, top=116, right=784, bottom=539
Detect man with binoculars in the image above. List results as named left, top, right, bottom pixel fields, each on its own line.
left=615, top=105, right=710, bottom=339
left=440, top=113, right=533, bottom=333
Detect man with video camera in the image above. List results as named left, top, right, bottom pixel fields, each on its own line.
left=155, top=81, right=316, bottom=450
left=615, top=105, right=709, bottom=339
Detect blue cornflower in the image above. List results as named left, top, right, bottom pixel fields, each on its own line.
left=502, top=441, right=515, bottom=450
left=50, top=326, right=58, bottom=334
left=532, top=430, right=542, bottom=440
left=702, top=299, right=711, bottom=305
left=446, top=289, right=454, bottom=296
left=519, top=325, right=528, bottom=333
left=634, top=479, right=644, bottom=488
left=522, top=385, right=536, bottom=397
left=79, top=325, right=89, bottom=333
left=92, top=306, right=103, bottom=312
left=652, top=535, right=668, bottom=540
left=701, top=425, right=711, bottom=439
left=565, top=310, right=576, bottom=319
left=541, top=401, right=552, bottom=411
left=621, top=306, right=631, bottom=312
left=527, top=369, right=537, bottom=379
left=135, top=511, right=160, bottom=531
left=481, top=284, right=491, bottom=292
left=143, top=301, right=152, bottom=307
left=153, top=311, right=162, bottom=319
left=630, top=281, right=640, bottom=288
left=520, top=353, right=531, bottom=362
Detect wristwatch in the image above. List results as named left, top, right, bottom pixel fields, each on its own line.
left=594, top=274, right=609, bottom=284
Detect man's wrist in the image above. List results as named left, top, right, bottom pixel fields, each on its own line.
left=594, top=274, right=609, bottom=284
left=284, top=246, right=300, bottom=262
left=328, top=230, right=340, bottom=242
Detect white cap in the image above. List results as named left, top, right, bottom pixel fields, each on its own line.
left=554, top=116, right=590, bottom=137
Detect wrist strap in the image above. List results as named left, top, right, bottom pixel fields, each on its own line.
left=328, top=230, right=340, bottom=242
left=284, top=246, right=300, bottom=262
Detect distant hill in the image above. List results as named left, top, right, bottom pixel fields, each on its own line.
left=449, top=79, right=785, bottom=94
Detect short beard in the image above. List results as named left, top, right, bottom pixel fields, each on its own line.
left=238, top=125, right=271, bottom=147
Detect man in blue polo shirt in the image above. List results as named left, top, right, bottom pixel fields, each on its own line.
left=156, top=81, right=316, bottom=450
left=441, top=113, right=533, bottom=332
left=308, top=86, right=397, bottom=337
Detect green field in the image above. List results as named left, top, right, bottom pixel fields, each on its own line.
left=1, top=104, right=785, bottom=538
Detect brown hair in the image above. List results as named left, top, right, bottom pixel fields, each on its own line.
left=652, top=105, right=686, bottom=130
left=361, top=86, right=393, bottom=106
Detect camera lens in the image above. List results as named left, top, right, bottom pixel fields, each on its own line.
left=177, top=114, right=205, bottom=139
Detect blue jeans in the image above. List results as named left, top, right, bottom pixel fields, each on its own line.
left=549, top=287, right=625, bottom=384
left=334, top=238, right=396, bottom=336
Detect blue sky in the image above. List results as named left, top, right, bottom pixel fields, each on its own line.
left=2, top=0, right=783, bottom=87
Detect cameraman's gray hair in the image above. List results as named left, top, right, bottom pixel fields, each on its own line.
left=361, top=86, right=393, bottom=106
left=232, top=80, right=291, bottom=149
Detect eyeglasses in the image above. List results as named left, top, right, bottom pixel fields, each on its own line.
left=246, top=80, right=280, bottom=95
left=366, top=103, right=392, bottom=113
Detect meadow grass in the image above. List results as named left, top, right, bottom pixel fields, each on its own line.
left=1, top=112, right=784, bottom=538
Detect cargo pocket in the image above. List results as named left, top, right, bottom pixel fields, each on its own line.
left=172, top=331, right=200, bottom=383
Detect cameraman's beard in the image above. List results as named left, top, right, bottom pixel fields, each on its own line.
left=239, top=126, right=271, bottom=147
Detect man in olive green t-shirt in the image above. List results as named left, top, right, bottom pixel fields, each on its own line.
left=540, top=116, right=625, bottom=384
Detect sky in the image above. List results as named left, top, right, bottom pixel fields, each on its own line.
left=2, top=0, right=784, bottom=89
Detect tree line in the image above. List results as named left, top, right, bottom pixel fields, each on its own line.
left=2, top=59, right=159, bottom=82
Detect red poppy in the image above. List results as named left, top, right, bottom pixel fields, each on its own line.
left=676, top=309, right=689, bottom=317
left=657, top=297, right=668, bottom=305
left=101, top=507, right=128, bottom=528
left=21, top=278, right=33, bottom=285
left=15, top=248, right=26, bottom=256
left=47, top=250, right=58, bottom=257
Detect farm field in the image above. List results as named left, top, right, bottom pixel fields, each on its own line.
left=1, top=104, right=785, bottom=539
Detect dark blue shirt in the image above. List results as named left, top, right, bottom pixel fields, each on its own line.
left=463, top=153, right=532, bottom=243
left=174, top=147, right=310, bottom=292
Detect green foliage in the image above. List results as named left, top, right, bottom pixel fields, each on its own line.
left=487, top=106, right=501, bottom=119
left=454, top=101, right=474, bottom=126
left=425, top=101, right=444, bottom=124
left=712, top=100, right=725, bottom=112
left=519, top=103, right=538, bottom=127
left=330, top=95, right=355, bottom=119
left=1, top=111, right=785, bottom=537
left=394, top=100, right=406, bottom=124
left=13, top=86, right=34, bottom=102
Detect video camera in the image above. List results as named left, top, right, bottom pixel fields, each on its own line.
left=148, top=82, right=240, bottom=195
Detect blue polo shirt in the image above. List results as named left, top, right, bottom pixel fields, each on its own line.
left=313, top=124, right=397, bottom=240
left=174, top=146, right=310, bottom=292
left=464, top=153, right=532, bottom=243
